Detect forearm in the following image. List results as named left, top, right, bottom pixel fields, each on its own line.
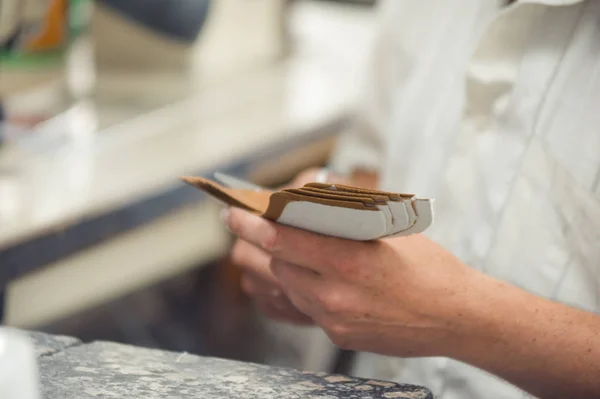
left=449, top=272, right=600, bottom=399
left=333, top=166, right=599, bottom=398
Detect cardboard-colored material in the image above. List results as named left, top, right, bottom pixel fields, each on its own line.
left=182, top=176, right=434, bottom=241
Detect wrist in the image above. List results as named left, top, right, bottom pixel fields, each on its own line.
left=426, top=270, right=512, bottom=359
left=440, top=272, right=536, bottom=361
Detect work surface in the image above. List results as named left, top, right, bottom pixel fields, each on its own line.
left=31, top=332, right=433, bottom=399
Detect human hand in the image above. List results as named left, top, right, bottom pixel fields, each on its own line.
left=231, top=168, right=352, bottom=325
left=224, top=207, right=483, bottom=357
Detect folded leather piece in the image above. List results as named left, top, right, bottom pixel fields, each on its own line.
left=182, top=176, right=434, bottom=241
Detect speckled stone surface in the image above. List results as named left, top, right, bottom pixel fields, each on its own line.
left=32, top=333, right=433, bottom=399
left=28, top=331, right=82, bottom=357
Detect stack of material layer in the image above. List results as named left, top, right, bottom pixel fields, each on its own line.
left=183, top=176, right=434, bottom=241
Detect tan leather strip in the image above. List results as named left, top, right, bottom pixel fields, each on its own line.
left=284, top=188, right=378, bottom=207
left=263, top=190, right=378, bottom=221
left=305, top=182, right=414, bottom=201
left=300, top=187, right=389, bottom=204
left=181, top=176, right=272, bottom=214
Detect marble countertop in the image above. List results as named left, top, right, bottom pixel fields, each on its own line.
left=31, top=332, right=433, bottom=399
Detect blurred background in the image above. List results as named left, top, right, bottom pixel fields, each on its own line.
left=0, top=0, right=376, bottom=374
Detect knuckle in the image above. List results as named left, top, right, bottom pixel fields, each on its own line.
left=259, top=224, right=280, bottom=253
left=317, top=290, right=347, bottom=314
left=240, top=275, right=257, bottom=296
left=269, top=258, right=285, bottom=278
left=324, top=321, right=351, bottom=348
left=269, top=260, right=295, bottom=287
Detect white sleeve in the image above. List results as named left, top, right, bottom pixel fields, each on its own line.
left=329, top=0, right=399, bottom=176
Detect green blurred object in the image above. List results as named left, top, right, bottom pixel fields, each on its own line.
left=0, top=0, right=92, bottom=97
left=69, top=0, right=93, bottom=37
left=0, top=0, right=92, bottom=67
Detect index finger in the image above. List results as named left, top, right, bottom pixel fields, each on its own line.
left=222, top=207, right=374, bottom=275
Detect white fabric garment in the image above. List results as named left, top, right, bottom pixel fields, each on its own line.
left=330, top=0, right=600, bottom=398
